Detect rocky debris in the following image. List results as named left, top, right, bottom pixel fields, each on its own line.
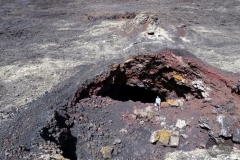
left=158, top=130, right=171, bottom=145
left=191, top=80, right=211, bottom=98
left=162, top=99, right=185, bottom=108
left=223, top=102, right=236, bottom=115
left=199, top=117, right=212, bottom=130
left=113, top=139, right=121, bottom=145
left=150, top=130, right=161, bottom=143
left=232, top=78, right=240, bottom=94
left=181, top=134, right=188, bottom=139
left=216, top=115, right=232, bottom=138
left=119, top=128, right=128, bottom=135
left=232, top=128, right=240, bottom=143
left=148, top=14, right=159, bottom=25
left=134, top=13, right=149, bottom=26
left=175, top=119, right=187, bottom=129
left=165, top=146, right=240, bottom=160
left=169, top=131, right=180, bottom=147
left=208, top=144, right=233, bottom=158
left=150, top=130, right=172, bottom=146
left=134, top=106, right=155, bottom=121
left=166, top=99, right=179, bottom=107
left=100, top=146, right=113, bottom=159
left=160, top=102, right=170, bottom=108
left=133, top=13, right=159, bottom=27
left=38, top=145, right=69, bottom=160
left=40, top=153, right=69, bottom=160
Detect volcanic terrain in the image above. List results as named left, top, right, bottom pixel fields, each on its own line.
left=1, top=0, right=240, bottom=160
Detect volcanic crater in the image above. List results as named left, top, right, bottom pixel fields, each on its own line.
left=37, top=49, right=240, bottom=159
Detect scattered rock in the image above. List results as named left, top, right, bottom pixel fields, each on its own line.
left=181, top=134, right=188, bottom=139
left=158, top=130, right=171, bottom=145
left=150, top=130, right=160, bottom=143
left=208, top=144, right=233, bottom=157
left=199, top=117, right=212, bottom=130
left=167, top=99, right=179, bottom=107
left=160, top=102, right=170, bottom=108
left=148, top=14, right=159, bottom=24
left=175, top=119, right=187, bottom=129
left=166, top=99, right=184, bottom=108
left=216, top=114, right=232, bottom=138
left=119, top=128, right=128, bottom=135
left=147, top=111, right=155, bottom=121
left=232, top=78, right=240, bottom=94
left=164, top=147, right=239, bottom=160
left=150, top=129, right=171, bottom=145
left=203, top=98, right=212, bottom=103
left=113, top=139, right=121, bottom=145
left=232, top=128, right=240, bottom=143
left=100, top=146, right=113, bottom=159
left=134, top=13, right=148, bottom=26
left=223, top=102, right=235, bottom=115
left=134, top=109, right=147, bottom=118
left=139, top=120, right=145, bottom=125
left=134, top=106, right=155, bottom=121
left=169, top=131, right=180, bottom=147
left=191, top=80, right=211, bottom=98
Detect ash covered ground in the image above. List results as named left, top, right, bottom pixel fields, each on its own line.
left=1, top=0, right=240, bottom=159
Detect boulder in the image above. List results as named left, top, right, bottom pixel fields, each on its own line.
left=167, top=99, right=179, bottom=107
left=158, top=130, right=171, bottom=145
left=150, top=129, right=171, bottom=145
left=161, top=102, right=170, bottom=108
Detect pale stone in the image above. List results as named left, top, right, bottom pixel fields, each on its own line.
left=119, top=128, right=128, bottom=135
left=169, top=136, right=179, bottom=147
left=101, top=146, right=113, bottom=159
left=175, top=119, right=187, bottom=129
left=113, top=139, right=121, bottom=145
left=150, top=130, right=160, bottom=143
left=167, top=99, right=179, bottom=107
left=161, top=121, right=166, bottom=126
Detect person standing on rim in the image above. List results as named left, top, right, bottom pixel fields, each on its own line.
left=155, top=96, right=161, bottom=111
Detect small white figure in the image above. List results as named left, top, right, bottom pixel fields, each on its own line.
left=155, top=96, right=161, bottom=111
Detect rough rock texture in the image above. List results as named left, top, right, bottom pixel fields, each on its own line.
left=216, top=114, right=232, bottom=138
left=169, top=131, right=180, bottom=147
left=158, top=130, right=171, bottom=146
left=232, top=128, right=240, bottom=143
left=165, top=147, right=240, bottom=160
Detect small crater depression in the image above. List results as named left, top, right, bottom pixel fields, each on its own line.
left=71, top=49, right=210, bottom=106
